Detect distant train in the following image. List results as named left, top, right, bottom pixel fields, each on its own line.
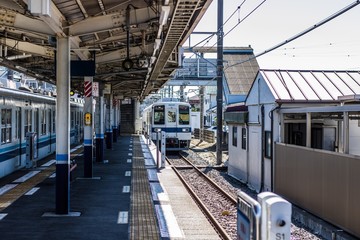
left=142, top=99, right=191, bottom=151
left=0, top=87, right=83, bottom=179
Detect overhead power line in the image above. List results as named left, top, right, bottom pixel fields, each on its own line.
left=225, top=0, right=360, bottom=70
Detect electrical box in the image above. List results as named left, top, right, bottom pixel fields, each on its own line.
left=258, top=192, right=291, bottom=240
left=28, top=0, right=51, bottom=16
left=237, top=191, right=261, bottom=240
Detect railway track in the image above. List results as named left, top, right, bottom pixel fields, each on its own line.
left=166, top=154, right=237, bottom=240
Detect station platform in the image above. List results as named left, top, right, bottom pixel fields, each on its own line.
left=0, top=135, right=220, bottom=240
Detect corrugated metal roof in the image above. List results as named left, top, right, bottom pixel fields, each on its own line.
left=224, top=49, right=260, bottom=95
left=260, top=69, right=360, bottom=101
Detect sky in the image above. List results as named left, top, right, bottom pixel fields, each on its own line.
left=184, top=0, right=360, bottom=71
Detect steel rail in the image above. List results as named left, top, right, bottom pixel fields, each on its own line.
left=166, top=157, right=231, bottom=240
left=178, top=153, right=237, bottom=204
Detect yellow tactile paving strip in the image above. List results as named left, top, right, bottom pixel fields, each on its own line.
left=130, top=137, right=160, bottom=240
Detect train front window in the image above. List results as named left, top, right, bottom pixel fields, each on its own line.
left=153, top=105, right=165, bottom=125
left=167, top=110, right=176, bottom=123
left=179, top=105, right=189, bottom=125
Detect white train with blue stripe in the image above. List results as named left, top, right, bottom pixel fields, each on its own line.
left=0, top=86, right=83, bottom=179
left=142, top=98, right=191, bottom=151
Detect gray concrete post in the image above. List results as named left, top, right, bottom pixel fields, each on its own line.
left=55, top=36, right=70, bottom=214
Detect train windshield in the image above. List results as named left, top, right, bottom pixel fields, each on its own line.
left=178, top=105, right=190, bottom=125
left=153, top=105, right=165, bottom=125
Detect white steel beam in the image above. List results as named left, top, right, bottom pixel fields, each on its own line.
left=0, top=38, right=54, bottom=58
left=69, top=7, right=156, bottom=37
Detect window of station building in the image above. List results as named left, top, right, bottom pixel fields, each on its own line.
left=1, top=108, right=12, bottom=144
left=265, top=131, right=272, bottom=158
left=24, top=109, right=32, bottom=134
left=40, top=109, right=46, bottom=135
left=241, top=127, right=247, bottom=150
left=232, top=126, right=237, bottom=147
left=153, top=105, right=165, bottom=125
left=167, top=110, right=176, bottom=123
left=179, top=105, right=190, bottom=125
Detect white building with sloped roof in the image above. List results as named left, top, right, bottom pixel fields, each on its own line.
left=225, top=69, right=360, bottom=238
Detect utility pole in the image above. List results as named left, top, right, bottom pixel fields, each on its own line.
left=216, top=0, right=224, bottom=165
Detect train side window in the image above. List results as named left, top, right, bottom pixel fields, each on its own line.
left=15, top=108, right=20, bottom=140
left=178, top=105, right=189, bottom=125
left=40, top=109, right=46, bottom=135
left=1, top=108, right=12, bottom=144
left=52, top=110, right=56, bottom=133
left=34, top=108, right=39, bottom=135
left=153, top=105, right=165, bottom=125
left=71, top=111, right=75, bottom=128
left=24, top=109, right=32, bottom=134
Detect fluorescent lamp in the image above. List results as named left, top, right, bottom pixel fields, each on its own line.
left=159, top=6, right=170, bottom=26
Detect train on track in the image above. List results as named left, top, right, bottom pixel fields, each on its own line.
left=142, top=99, right=191, bottom=151
left=0, top=86, right=83, bottom=178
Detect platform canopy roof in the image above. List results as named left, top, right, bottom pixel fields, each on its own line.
left=0, top=0, right=212, bottom=100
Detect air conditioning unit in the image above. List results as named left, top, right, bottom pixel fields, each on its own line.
left=28, top=0, right=51, bottom=17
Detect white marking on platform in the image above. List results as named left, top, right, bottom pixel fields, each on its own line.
left=129, top=144, right=133, bottom=148
left=0, top=213, right=8, bottom=220
left=150, top=183, right=169, bottom=202
left=77, top=153, right=83, bottom=156
left=128, top=148, right=132, bottom=151
left=155, top=204, right=183, bottom=238
left=125, top=171, right=131, bottom=177
left=128, top=153, right=132, bottom=156
left=127, top=159, right=132, bottom=163
left=41, top=160, right=56, bottom=167
left=25, top=187, right=40, bottom=195
left=145, top=159, right=155, bottom=166
left=0, top=184, right=18, bottom=195
left=122, top=186, right=130, bottom=193
left=70, top=148, right=77, bottom=153
left=49, top=173, right=56, bottom=178
left=13, top=171, right=40, bottom=183
left=147, top=169, right=159, bottom=181
left=117, top=211, right=128, bottom=224
left=144, top=152, right=152, bottom=159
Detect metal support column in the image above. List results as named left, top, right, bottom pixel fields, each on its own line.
left=106, top=95, right=112, bottom=149
left=55, top=36, right=70, bottom=214
left=216, top=0, right=224, bottom=165
left=113, top=98, right=118, bottom=142
left=95, top=96, right=105, bottom=162
left=83, top=77, right=94, bottom=177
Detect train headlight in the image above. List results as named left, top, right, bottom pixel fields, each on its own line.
left=154, top=128, right=161, bottom=132
left=182, top=128, right=189, bottom=132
